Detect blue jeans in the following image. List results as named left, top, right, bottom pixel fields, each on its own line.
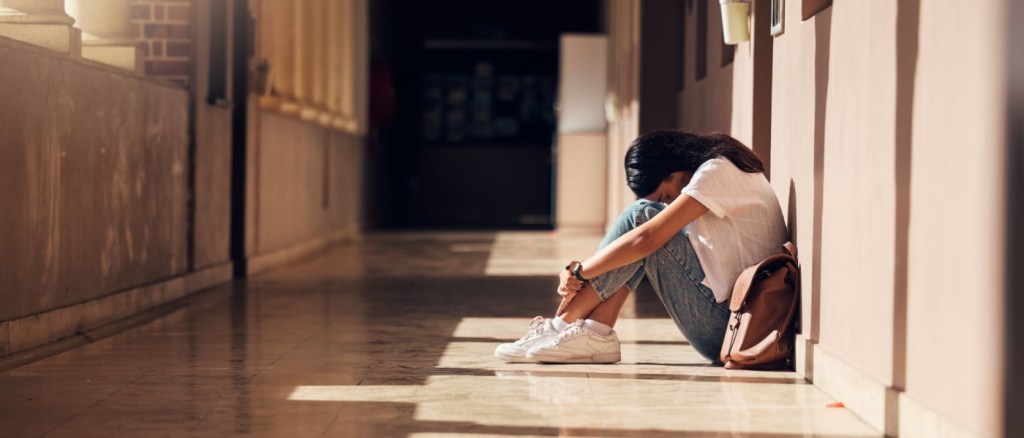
left=590, top=199, right=731, bottom=363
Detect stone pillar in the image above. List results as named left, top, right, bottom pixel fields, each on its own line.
left=292, top=0, right=307, bottom=103
left=328, top=0, right=350, bottom=131
left=339, top=0, right=355, bottom=125
left=330, top=0, right=360, bottom=133
left=274, top=1, right=298, bottom=114
left=294, top=0, right=319, bottom=120
left=256, top=0, right=277, bottom=108
left=353, top=0, right=368, bottom=133
left=325, top=0, right=340, bottom=115
left=313, top=0, right=331, bottom=126
left=0, top=0, right=80, bottom=54
left=66, top=0, right=142, bottom=73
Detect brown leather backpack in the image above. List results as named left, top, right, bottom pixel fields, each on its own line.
left=720, top=242, right=800, bottom=370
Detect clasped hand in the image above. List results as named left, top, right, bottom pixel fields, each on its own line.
left=556, top=262, right=585, bottom=315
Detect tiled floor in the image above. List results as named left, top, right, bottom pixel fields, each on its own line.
left=0, top=232, right=880, bottom=437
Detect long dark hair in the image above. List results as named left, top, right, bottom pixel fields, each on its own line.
left=625, top=130, right=764, bottom=198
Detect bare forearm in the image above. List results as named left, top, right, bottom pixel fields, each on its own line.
left=575, top=195, right=709, bottom=281
left=578, top=227, right=656, bottom=279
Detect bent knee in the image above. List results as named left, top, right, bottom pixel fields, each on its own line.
left=627, top=199, right=664, bottom=225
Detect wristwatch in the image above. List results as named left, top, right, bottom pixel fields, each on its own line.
left=567, top=261, right=589, bottom=282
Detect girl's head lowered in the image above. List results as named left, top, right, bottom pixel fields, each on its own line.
left=625, top=130, right=765, bottom=201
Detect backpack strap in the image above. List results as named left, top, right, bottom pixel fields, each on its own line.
left=784, top=241, right=797, bottom=260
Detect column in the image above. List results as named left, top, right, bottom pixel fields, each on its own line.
left=0, top=0, right=79, bottom=54
left=66, top=0, right=142, bottom=72
left=313, top=0, right=331, bottom=126
left=292, top=0, right=307, bottom=104
left=275, top=1, right=298, bottom=114
left=352, top=0, right=368, bottom=133
left=295, top=0, right=318, bottom=120
left=325, top=0, right=340, bottom=115
left=328, top=0, right=347, bottom=131
left=330, top=0, right=361, bottom=133
left=338, top=0, right=357, bottom=131
left=256, top=0, right=278, bottom=108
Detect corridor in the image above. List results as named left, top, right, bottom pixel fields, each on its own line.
left=0, top=233, right=878, bottom=437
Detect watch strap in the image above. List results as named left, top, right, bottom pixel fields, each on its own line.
left=571, top=262, right=589, bottom=282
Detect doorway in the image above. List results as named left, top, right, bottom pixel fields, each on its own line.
left=369, top=0, right=604, bottom=229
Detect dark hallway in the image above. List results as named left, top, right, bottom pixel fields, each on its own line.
left=368, top=0, right=603, bottom=229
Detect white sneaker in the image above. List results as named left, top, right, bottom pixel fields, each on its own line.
left=494, top=316, right=561, bottom=362
left=527, top=320, right=621, bottom=364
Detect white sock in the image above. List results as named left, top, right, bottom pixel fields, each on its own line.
left=551, top=316, right=569, bottom=332
left=583, top=319, right=613, bottom=336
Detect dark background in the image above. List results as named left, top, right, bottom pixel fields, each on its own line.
left=368, top=0, right=605, bottom=229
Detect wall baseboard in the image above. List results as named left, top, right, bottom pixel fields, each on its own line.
left=0, top=228, right=357, bottom=368
left=0, top=262, right=233, bottom=369
left=806, top=341, right=888, bottom=431
left=246, top=229, right=358, bottom=275
left=899, top=393, right=986, bottom=438
left=798, top=338, right=984, bottom=437
left=797, top=333, right=987, bottom=437
left=794, top=333, right=814, bottom=380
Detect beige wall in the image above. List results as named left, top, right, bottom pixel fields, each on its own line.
left=0, top=35, right=235, bottom=360
left=605, top=0, right=640, bottom=222
left=771, top=1, right=1005, bottom=436
left=0, top=0, right=369, bottom=357
left=245, top=0, right=368, bottom=264
left=249, top=112, right=363, bottom=256
left=190, top=0, right=231, bottom=270
left=771, top=4, right=899, bottom=429
left=0, top=37, right=189, bottom=322
left=193, top=107, right=232, bottom=269
left=904, top=1, right=1005, bottom=435
left=608, top=0, right=1007, bottom=435
left=769, top=2, right=825, bottom=352
left=557, top=35, right=608, bottom=231
left=816, top=1, right=897, bottom=385
left=557, top=133, right=609, bottom=230
left=679, top=0, right=736, bottom=137
left=255, top=0, right=367, bottom=133
left=770, top=0, right=1003, bottom=433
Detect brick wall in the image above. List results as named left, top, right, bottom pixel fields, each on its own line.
left=131, top=0, right=192, bottom=84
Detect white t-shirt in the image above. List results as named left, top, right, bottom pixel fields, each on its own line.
left=680, top=157, right=788, bottom=303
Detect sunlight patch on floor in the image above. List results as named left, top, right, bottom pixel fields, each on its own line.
left=485, top=231, right=603, bottom=276
left=289, top=316, right=880, bottom=437
left=289, top=372, right=877, bottom=437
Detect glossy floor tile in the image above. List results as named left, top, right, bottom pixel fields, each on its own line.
left=0, top=232, right=880, bottom=437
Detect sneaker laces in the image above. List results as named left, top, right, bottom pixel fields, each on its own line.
left=551, top=319, right=586, bottom=347
left=515, top=316, right=551, bottom=345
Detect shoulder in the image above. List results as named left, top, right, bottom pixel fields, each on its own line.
left=692, top=157, right=748, bottom=181
left=684, top=157, right=770, bottom=215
